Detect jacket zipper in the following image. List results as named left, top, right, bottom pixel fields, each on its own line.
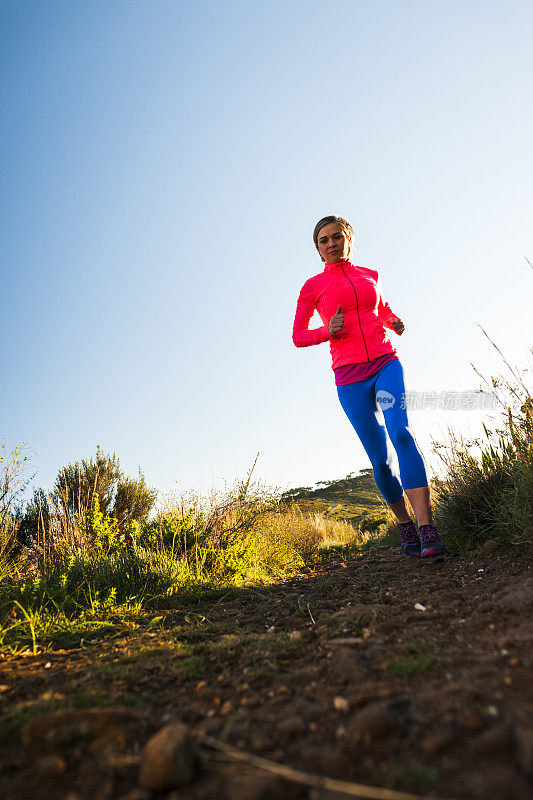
left=341, top=265, right=369, bottom=360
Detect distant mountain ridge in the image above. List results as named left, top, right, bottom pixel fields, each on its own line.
left=280, top=468, right=389, bottom=529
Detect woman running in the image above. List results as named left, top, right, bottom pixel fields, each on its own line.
left=292, top=215, right=447, bottom=558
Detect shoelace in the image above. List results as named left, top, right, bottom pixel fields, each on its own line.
left=418, top=524, right=438, bottom=543
left=399, top=521, right=419, bottom=545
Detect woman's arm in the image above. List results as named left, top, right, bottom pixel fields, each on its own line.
left=292, top=279, right=331, bottom=347
left=376, top=274, right=404, bottom=333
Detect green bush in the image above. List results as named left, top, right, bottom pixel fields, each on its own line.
left=17, top=447, right=157, bottom=550
left=0, top=453, right=367, bottom=650
left=141, top=506, right=207, bottom=554
left=433, top=352, right=532, bottom=549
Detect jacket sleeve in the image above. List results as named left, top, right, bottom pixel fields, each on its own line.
left=376, top=273, right=398, bottom=329
left=292, top=278, right=331, bottom=347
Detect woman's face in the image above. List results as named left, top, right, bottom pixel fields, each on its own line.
left=316, top=222, right=351, bottom=262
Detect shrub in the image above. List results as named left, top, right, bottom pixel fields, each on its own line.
left=17, top=447, right=157, bottom=552
left=432, top=338, right=532, bottom=549
left=0, top=453, right=367, bottom=649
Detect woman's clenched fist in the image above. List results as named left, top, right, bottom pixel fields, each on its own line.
left=389, top=316, right=405, bottom=335
left=329, top=305, right=344, bottom=336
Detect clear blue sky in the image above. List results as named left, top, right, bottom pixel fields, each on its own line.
left=2, top=0, right=532, bottom=504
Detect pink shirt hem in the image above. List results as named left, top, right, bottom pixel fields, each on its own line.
left=334, top=353, right=399, bottom=386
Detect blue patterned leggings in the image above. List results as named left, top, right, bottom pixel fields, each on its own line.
left=336, top=358, right=428, bottom=504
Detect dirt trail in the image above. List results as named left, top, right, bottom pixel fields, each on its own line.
left=1, top=544, right=532, bottom=800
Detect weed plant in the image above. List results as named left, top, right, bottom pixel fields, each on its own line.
left=431, top=332, right=532, bottom=549
left=0, top=454, right=364, bottom=651
left=5, top=332, right=530, bottom=650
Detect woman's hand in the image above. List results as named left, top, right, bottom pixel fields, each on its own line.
left=329, top=305, right=344, bottom=336
left=389, top=316, right=405, bottom=335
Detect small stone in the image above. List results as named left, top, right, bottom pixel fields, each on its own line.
left=221, top=701, right=233, bottom=715
left=414, top=602, right=426, bottom=612
left=0, top=684, right=10, bottom=693
left=333, top=696, right=350, bottom=712
left=195, top=680, right=208, bottom=694
left=139, top=722, right=195, bottom=791
left=240, top=693, right=260, bottom=707
left=288, top=630, right=302, bottom=641
left=35, top=755, right=66, bottom=778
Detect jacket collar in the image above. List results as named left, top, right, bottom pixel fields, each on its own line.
left=324, top=258, right=352, bottom=272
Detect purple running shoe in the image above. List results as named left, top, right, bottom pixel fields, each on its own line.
left=399, top=520, right=422, bottom=558
left=418, top=524, right=448, bottom=557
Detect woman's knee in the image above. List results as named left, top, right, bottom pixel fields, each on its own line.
left=387, top=423, right=414, bottom=450
left=372, top=459, right=394, bottom=481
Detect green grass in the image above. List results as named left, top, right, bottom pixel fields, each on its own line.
left=1, top=482, right=371, bottom=652
left=432, top=343, right=532, bottom=550
left=3, top=350, right=531, bottom=655
left=179, top=655, right=206, bottom=680
left=386, top=654, right=434, bottom=677
left=381, top=763, right=439, bottom=793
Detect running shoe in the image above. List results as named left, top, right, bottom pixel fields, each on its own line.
left=418, top=524, right=448, bottom=557
left=399, top=520, right=422, bottom=558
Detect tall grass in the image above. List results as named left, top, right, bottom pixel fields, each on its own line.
left=0, top=454, right=363, bottom=651
left=5, top=331, right=530, bottom=651
left=431, top=332, right=532, bottom=549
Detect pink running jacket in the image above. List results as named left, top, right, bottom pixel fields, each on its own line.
left=292, top=259, right=399, bottom=370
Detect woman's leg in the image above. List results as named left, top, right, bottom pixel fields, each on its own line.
left=374, top=359, right=432, bottom=525
left=336, top=377, right=405, bottom=506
